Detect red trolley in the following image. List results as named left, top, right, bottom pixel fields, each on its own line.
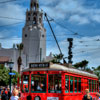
left=20, top=62, right=99, bottom=100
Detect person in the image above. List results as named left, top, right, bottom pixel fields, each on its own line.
left=0, top=86, right=2, bottom=95
left=95, top=92, right=100, bottom=100
left=10, top=88, right=19, bottom=100
left=83, top=89, right=92, bottom=100
left=7, top=88, right=11, bottom=100
left=37, top=83, right=43, bottom=91
left=1, top=87, right=8, bottom=100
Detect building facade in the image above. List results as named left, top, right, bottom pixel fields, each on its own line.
left=0, top=0, right=46, bottom=71
left=22, top=0, right=46, bottom=66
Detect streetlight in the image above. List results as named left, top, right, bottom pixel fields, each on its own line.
left=8, top=62, right=14, bottom=92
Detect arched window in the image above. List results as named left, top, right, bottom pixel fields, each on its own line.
left=30, top=3, right=32, bottom=8
left=28, top=17, right=30, bottom=21
left=39, top=18, right=41, bottom=23
left=33, top=3, right=36, bottom=11
left=33, top=17, right=36, bottom=24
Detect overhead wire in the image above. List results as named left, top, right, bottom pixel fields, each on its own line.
left=0, top=16, right=24, bottom=21
left=0, top=2, right=99, bottom=49
left=0, top=21, right=24, bottom=27
left=0, top=0, right=21, bottom=4
left=73, top=47, right=100, bottom=55
left=40, top=8, right=85, bottom=37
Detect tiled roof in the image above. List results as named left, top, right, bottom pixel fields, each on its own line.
left=0, top=56, right=11, bottom=63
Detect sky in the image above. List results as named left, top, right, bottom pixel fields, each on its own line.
left=0, top=0, right=100, bottom=68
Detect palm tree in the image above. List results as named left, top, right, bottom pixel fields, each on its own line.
left=81, top=60, right=88, bottom=70
left=51, top=54, right=64, bottom=63
left=74, top=60, right=88, bottom=70
left=17, top=43, right=23, bottom=74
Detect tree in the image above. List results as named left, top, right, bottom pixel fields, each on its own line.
left=51, top=53, right=63, bottom=63
left=0, top=65, right=20, bottom=86
left=81, top=60, right=88, bottom=70
left=74, top=60, right=89, bottom=70
left=92, top=65, right=100, bottom=79
left=17, top=43, right=23, bottom=74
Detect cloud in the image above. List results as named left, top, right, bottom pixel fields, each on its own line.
left=47, top=35, right=100, bottom=68
left=0, top=29, right=21, bottom=48
left=40, top=0, right=58, bottom=5
left=40, top=0, right=100, bottom=25
left=0, top=2, right=25, bottom=25
left=69, top=14, right=90, bottom=24
left=0, top=37, right=21, bottom=48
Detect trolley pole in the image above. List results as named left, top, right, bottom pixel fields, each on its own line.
left=67, top=38, right=73, bottom=64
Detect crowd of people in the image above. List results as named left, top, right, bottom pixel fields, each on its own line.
left=0, top=86, right=100, bottom=100
left=0, top=86, right=20, bottom=100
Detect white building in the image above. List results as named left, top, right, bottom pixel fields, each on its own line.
left=22, top=0, right=46, bottom=65
left=0, top=0, right=47, bottom=72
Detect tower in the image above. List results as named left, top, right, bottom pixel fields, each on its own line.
left=22, top=0, right=46, bottom=65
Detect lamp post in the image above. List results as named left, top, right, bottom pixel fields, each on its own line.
left=8, top=62, right=14, bottom=92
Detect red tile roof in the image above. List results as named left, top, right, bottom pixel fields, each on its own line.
left=0, top=56, right=11, bottom=63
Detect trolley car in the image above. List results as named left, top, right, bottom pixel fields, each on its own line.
left=21, top=62, right=99, bottom=100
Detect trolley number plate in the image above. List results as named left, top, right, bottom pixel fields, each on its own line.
left=47, top=97, right=59, bottom=100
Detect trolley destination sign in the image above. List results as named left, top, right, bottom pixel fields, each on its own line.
left=29, top=62, right=50, bottom=68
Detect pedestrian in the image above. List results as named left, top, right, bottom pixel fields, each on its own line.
left=7, top=88, right=11, bottom=100
left=83, top=89, right=92, bottom=100
left=1, top=87, right=8, bottom=100
left=10, top=88, right=19, bottom=100
left=95, top=92, right=100, bottom=100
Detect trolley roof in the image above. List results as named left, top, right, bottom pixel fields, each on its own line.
left=22, top=62, right=98, bottom=78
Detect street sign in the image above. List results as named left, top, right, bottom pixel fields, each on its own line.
left=29, top=62, right=50, bottom=68
left=9, top=73, right=16, bottom=75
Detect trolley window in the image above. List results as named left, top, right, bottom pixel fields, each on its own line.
left=22, top=75, right=29, bottom=93
left=96, top=81, right=98, bottom=92
left=92, top=80, right=94, bottom=92
left=31, top=74, right=46, bottom=93
left=65, top=75, right=69, bottom=93
left=89, top=80, right=91, bottom=92
left=48, top=74, right=61, bottom=93
left=78, top=78, right=81, bottom=92
left=70, top=76, right=73, bottom=93
left=74, top=77, right=77, bottom=93
left=94, top=80, right=96, bottom=92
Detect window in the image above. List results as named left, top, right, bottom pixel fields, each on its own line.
left=28, top=12, right=30, bottom=16
left=65, top=75, right=69, bottom=93
left=22, top=75, right=29, bottom=93
left=31, top=74, right=46, bottom=93
left=28, top=17, right=30, bottom=21
left=75, top=77, right=77, bottom=92
left=39, top=18, right=41, bottom=23
left=97, top=81, right=98, bottom=92
left=96, top=81, right=98, bottom=92
left=78, top=78, right=81, bottom=92
left=92, top=80, right=94, bottom=92
left=25, top=34, right=27, bottom=38
left=70, top=76, right=73, bottom=93
left=94, top=80, right=96, bottom=92
left=48, top=74, right=61, bottom=93
left=33, top=17, right=36, bottom=24
left=89, top=79, right=91, bottom=92
left=33, top=12, right=37, bottom=16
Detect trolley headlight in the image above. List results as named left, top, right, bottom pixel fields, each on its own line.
left=34, top=96, right=41, bottom=100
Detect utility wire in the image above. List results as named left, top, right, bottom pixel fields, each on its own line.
left=0, top=0, right=20, bottom=4
left=0, top=21, right=24, bottom=27
left=73, top=45, right=100, bottom=47
left=40, top=8, right=85, bottom=37
left=0, top=16, right=24, bottom=21
left=73, top=47, right=100, bottom=55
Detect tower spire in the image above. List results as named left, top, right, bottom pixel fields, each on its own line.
left=30, top=0, right=39, bottom=11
